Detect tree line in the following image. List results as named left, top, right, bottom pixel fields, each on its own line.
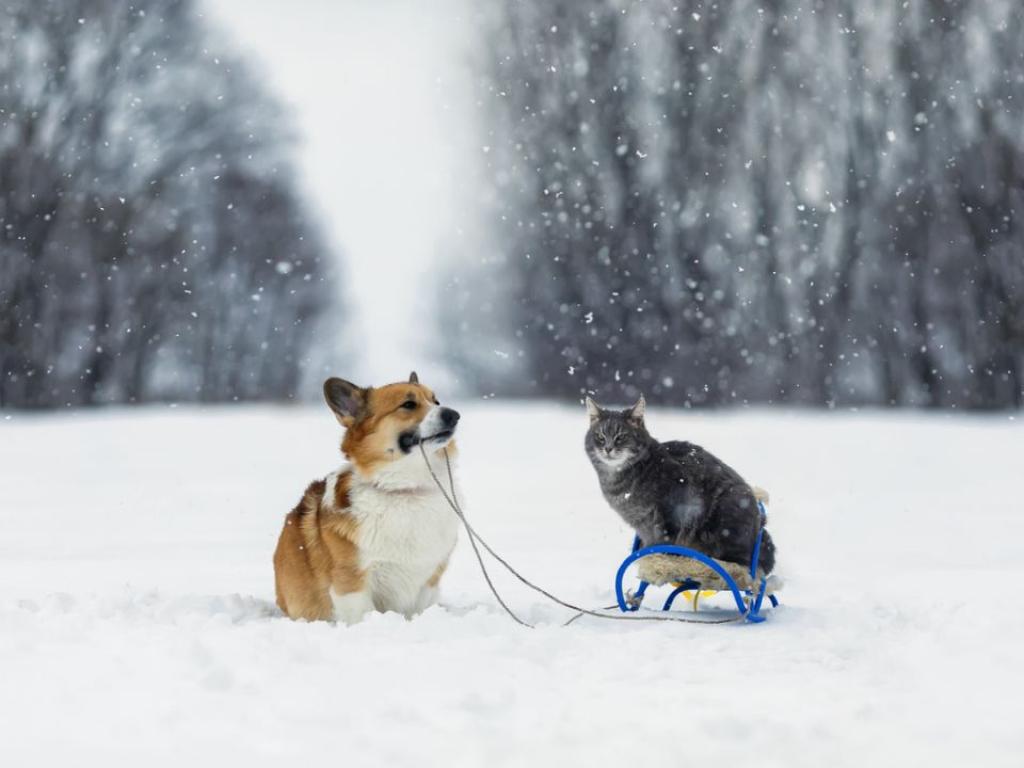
left=443, top=0, right=1024, bottom=409
left=0, top=0, right=338, bottom=408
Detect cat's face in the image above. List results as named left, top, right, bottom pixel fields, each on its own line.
left=584, top=396, right=649, bottom=472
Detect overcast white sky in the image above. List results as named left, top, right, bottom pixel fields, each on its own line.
left=203, top=0, right=477, bottom=386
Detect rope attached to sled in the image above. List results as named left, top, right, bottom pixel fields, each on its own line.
left=418, top=443, right=744, bottom=628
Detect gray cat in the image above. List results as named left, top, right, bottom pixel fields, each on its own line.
left=585, top=396, right=775, bottom=573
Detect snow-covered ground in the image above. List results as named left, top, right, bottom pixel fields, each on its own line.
left=1, top=403, right=1021, bottom=766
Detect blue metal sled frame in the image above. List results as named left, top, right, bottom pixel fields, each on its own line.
left=614, top=502, right=779, bottom=623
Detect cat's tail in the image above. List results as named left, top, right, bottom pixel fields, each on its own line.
left=751, top=486, right=778, bottom=578
left=752, top=485, right=771, bottom=527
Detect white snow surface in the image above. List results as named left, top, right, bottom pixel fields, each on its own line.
left=1, top=404, right=1021, bottom=766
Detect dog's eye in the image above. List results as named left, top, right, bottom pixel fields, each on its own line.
left=402, top=400, right=417, bottom=410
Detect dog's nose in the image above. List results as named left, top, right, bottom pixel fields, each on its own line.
left=440, top=407, right=460, bottom=427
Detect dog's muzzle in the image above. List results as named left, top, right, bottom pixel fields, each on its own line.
left=424, top=407, right=460, bottom=442
left=398, top=407, right=460, bottom=453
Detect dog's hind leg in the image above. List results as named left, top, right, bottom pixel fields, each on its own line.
left=274, top=511, right=334, bottom=621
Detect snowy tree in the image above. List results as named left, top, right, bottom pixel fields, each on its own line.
left=0, top=0, right=339, bottom=407
left=444, top=0, right=1024, bottom=409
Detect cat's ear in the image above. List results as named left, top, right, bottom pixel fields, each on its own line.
left=585, top=396, right=603, bottom=424
left=324, top=377, right=366, bottom=426
left=408, top=371, right=419, bottom=384
left=626, top=394, right=646, bottom=424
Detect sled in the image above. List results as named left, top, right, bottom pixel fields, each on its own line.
left=613, top=501, right=780, bottom=623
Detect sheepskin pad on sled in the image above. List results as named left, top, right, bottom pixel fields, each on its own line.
left=636, top=554, right=783, bottom=594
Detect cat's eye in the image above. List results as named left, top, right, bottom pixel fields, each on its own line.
left=614, top=436, right=624, bottom=447
left=594, top=434, right=605, bottom=446
left=402, top=400, right=418, bottom=410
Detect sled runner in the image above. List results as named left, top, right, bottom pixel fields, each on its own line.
left=614, top=501, right=780, bottom=623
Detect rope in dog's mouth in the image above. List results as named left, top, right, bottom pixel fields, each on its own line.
left=418, top=443, right=743, bottom=628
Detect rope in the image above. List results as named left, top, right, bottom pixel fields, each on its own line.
left=418, top=443, right=744, bottom=628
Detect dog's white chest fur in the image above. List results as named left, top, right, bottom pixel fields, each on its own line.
left=352, top=484, right=458, bottom=604
left=327, top=455, right=459, bottom=622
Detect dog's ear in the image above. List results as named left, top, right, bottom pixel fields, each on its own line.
left=625, top=394, right=646, bottom=425
left=585, top=396, right=603, bottom=424
left=323, top=378, right=366, bottom=425
left=408, top=371, right=419, bottom=384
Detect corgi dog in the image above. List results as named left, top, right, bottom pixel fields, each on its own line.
left=273, top=372, right=461, bottom=624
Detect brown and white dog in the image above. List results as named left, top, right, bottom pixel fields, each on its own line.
left=273, top=372, right=461, bottom=624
